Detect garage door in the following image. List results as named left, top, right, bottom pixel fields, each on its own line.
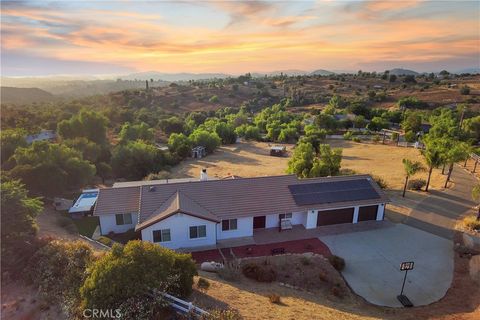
left=317, top=208, right=354, bottom=226
left=358, top=205, right=378, bottom=222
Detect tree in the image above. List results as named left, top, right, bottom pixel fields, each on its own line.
left=0, top=128, right=27, bottom=164
left=111, top=140, right=167, bottom=180
left=214, top=122, right=237, bottom=144
left=389, top=74, right=397, bottom=83
left=366, top=117, right=389, bottom=132
left=403, top=75, right=417, bottom=83
left=119, top=122, right=154, bottom=143
left=278, top=127, right=298, bottom=143
left=401, top=159, right=424, bottom=197
left=158, top=117, right=185, bottom=135
left=80, top=241, right=196, bottom=310
left=443, top=142, right=469, bottom=188
left=460, top=86, right=470, bottom=95
left=422, top=138, right=445, bottom=192
left=310, top=145, right=342, bottom=177
left=168, top=133, right=192, bottom=159
left=96, top=162, right=113, bottom=183
left=464, top=116, right=480, bottom=142
left=57, top=109, right=108, bottom=144
left=189, top=129, right=221, bottom=154
left=11, top=141, right=96, bottom=195
left=287, top=142, right=315, bottom=178
left=315, top=114, right=338, bottom=132
left=64, top=137, right=102, bottom=163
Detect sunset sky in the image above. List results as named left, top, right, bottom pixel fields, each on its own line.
left=1, top=0, right=479, bottom=76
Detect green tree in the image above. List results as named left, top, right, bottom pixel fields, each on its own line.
left=310, top=144, right=342, bottom=177
left=158, top=117, right=185, bottom=135
left=401, top=111, right=422, bottom=136
left=111, top=140, right=167, bottom=180
left=287, top=142, right=316, bottom=178
left=464, top=116, right=480, bottom=142
left=443, top=142, right=469, bottom=188
left=315, top=114, right=338, bottom=132
left=57, top=109, right=108, bottom=144
left=80, top=241, right=196, bottom=310
left=64, top=137, right=102, bottom=163
left=366, top=117, right=389, bottom=132
left=422, top=138, right=445, bottom=192
left=11, top=141, right=95, bottom=195
left=168, top=133, right=192, bottom=159
left=389, top=74, right=397, bottom=82
left=119, top=122, right=155, bottom=143
left=401, top=159, right=424, bottom=197
left=0, top=128, right=27, bottom=164
left=189, top=129, right=221, bottom=153
left=214, top=122, right=237, bottom=144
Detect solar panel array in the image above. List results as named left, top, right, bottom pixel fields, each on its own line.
left=288, top=179, right=380, bottom=206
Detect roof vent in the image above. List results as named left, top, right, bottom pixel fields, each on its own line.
left=149, top=186, right=156, bottom=192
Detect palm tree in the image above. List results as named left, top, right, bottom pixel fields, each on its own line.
left=472, top=184, right=480, bottom=220
left=422, top=140, right=444, bottom=192
left=402, top=159, right=424, bottom=197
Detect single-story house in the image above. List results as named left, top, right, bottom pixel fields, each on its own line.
left=93, top=173, right=389, bottom=249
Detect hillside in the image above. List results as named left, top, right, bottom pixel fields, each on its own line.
left=0, top=86, right=55, bottom=104
left=388, top=68, right=420, bottom=76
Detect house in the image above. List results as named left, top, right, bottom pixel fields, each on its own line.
left=25, top=129, right=56, bottom=144
left=69, top=189, right=99, bottom=218
left=93, top=173, right=389, bottom=250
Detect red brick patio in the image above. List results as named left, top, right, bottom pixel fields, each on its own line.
left=190, top=238, right=331, bottom=264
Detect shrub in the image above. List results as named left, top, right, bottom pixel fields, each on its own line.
left=328, top=255, right=346, bottom=271
left=200, top=309, right=242, bottom=320
left=97, top=236, right=114, bottom=247
left=80, top=241, right=197, bottom=310
left=372, top=135, right=381, bottom=144
left=460, top=86, right=470, bottom=95
left=117, top=289, right=169, bottom=320
left=372, top=175, right=388, bottom=189
left=461, top=215, right=480, bottom=231
left=352, top=137, right=361, bottom=143
left=209, top=95, right=219, bottom=103
left=268, top=293, right=282, bottom=304
left=318, top=269, right=329, bottom=282
left=330, top=283, right=346, bottom=298
left=241, top=262, right=276, bottom=282
left=408, top=179, right=426, bottom=190
left=197, top=277, right=211, bottom=290
left=343, top=131, right=353, bottom=140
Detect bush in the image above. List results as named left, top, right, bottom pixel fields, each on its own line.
left=343, top=131, right=353, bottom=140
left=97, top=236, right=114, bottom=247
left=372, top=175, right=388, bottom=189
left=408, top=179, right=426, bottom=190
left=197, top=277, right=211, bottom=290
left=117, top=289, right=169, bottom=320
left=328, top=255, right=346, bottom=271
left=318, top=269, right=329, bottom=282
left=268, top=293, right=282, bottom=304
left=461, top=215, right=480, bottom=231
left=200, top=309, right=242, bottom=320
left=460, top=86, right=470, bottom=95
left=372, top=135, right=381, bottom=144
left=80, top=241, right=197, bottom=310
left=218, top=259, right=240, bottom=282
left=352, top=137, right=361, bottom=143
left=330, top=283, right=346, bottom=298
left=241, top=262, right=276, bottom=282
left=209, top=95, right=219, bottom=103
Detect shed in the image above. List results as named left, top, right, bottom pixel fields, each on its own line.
left=191, top=146, right=207, bottom=159
left=270, top=145, right=287, bottom=157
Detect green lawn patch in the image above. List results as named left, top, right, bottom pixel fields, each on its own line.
left=72, top=216, right=100, bottom=237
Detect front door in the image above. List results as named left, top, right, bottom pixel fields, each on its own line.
left=253, top=216, right=266, bottom=229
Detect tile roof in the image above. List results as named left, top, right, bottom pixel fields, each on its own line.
left=94, top=174, right=389, bottom=231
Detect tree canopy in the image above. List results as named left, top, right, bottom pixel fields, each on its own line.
left=57, top=109, right=109, bottom=144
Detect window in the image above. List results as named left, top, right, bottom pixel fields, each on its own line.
left=279, top=213, right=292, bottom=220
left=153, top=229, right=171, bottom=242
left=189, top=225, right=207, bottom=239
left=221, top=219, right=238, bottom=231
left=115, top=213, right=132, bottom=225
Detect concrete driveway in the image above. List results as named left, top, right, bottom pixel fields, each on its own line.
left=320, top=223, right=453, bottom=307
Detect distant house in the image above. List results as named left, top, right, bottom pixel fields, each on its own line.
left=93, top=173, right=389, bottom=250
left=191, top=146, right=206, bottom=159
left=25, top=129, right=56, bottom=144
left=69, top=189, right=99, bottom=218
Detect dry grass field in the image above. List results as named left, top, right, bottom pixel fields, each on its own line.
left=170, top=140, right=445, bottom=191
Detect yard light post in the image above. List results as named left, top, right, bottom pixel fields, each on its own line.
left=397, top=261, right=414, bottom=307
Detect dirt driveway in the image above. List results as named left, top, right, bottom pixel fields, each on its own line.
left=320, top=222, right=454, bottom=307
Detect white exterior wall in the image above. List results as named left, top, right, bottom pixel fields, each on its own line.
left=141, top=213, right=216, bottom=250
left=352, top=206, right=360, bottom=223
left=292, top=212, right=306, bottom=225
left=376, top=203, right=385, bottom=220
left=265, top=212, right=306, bottom=229
left=99, top=213, right=136, bottom=235
left=265, top=214, right=278, bottom=228
left=217, top=217, right=253, bottom=240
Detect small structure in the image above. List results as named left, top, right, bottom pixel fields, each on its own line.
left=270, top=145, right=287, bottom=157
left=380, top=129, right=402, bottom=146
left=155, top=143, right=169, bottom=151
left=69, top=189, right=99, bottom=218
left=25, top=129, right=56, bottom=144
left=191, top=146, right=206, bottom=159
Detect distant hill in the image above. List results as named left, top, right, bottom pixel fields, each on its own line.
left=453, top=67, right=480, bottom=74
left=310, top=69, right=335, bottom=76
left=121, top=72, right=231, bottom=82
left=388, top=68, right=419, bottom=76
left=1, top=87, right=55, bottom=104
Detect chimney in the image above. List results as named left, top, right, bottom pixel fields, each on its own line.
left=200, top=168, right=208, bottom=181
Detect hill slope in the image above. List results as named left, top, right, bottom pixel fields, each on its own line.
left=1, top=87, right=55, bottom=104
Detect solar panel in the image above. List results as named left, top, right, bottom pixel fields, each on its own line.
left=288, top=179, right=380, bottom=206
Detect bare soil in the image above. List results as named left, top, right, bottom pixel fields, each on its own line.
left=170, top=140, right=445, bottom=191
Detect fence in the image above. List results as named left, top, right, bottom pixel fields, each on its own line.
left=163, top=292, right=209, bottom=318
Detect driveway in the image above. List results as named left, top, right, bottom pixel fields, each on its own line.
left=319, top=223, right=453, bottom=307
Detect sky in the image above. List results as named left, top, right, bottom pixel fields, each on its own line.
left=1, top=0, right=479, bottom=76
